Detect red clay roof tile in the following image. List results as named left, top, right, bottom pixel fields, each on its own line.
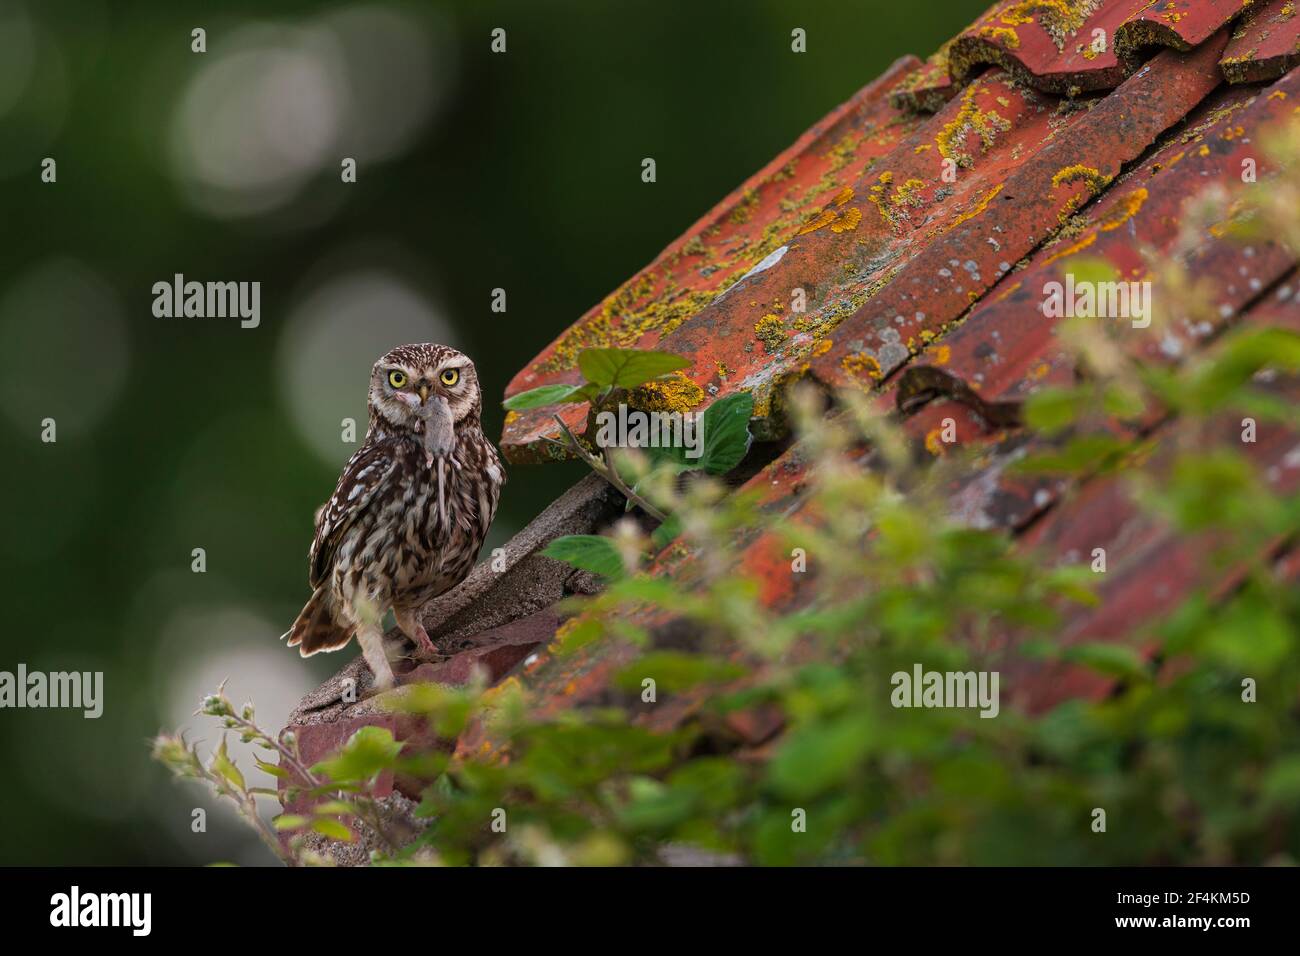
left=1222, top=0, right=1300, bottom=82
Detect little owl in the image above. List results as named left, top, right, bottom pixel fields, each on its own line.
left=284, top=343, right=503, bottom=689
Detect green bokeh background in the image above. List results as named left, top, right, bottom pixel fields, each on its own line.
left=0, top=0, right=987, bottom=864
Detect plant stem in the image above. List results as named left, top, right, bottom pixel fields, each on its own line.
left=551, top=414, right=669, bottom=522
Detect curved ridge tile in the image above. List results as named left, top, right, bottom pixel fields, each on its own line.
left=897, top=70, right=1299, bottom=409
left=809, top=35, right=1230, bottom=394
left=1222, top=0, right=1300, bottom=82
left=949, top=0, right=1251, bottom=93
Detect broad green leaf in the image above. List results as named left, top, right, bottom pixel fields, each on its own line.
left=696, top=391, right=755, bottom=474
left=577, top=348, right=690, bottom=388
left=502, top=383, right=586, bottom=411
left=311, top=726, right=404, bottom=784
left=313, top=800, right=356, bottom=816
left=311, top=818, right=355, bottom=842
left=1023, top=388, right=1090, bottom=435
left=767, top=714, right=875, bottom=800
left=273, top=814, right=309, bottom=831
left=614, top=652, right=746, bottom=693
left=650, top=513, right=683, bottom=550
left=1062, top=642, right=1149, bottom=680
left=647, top=391, right=755, bottom=475
left=541, top=534, right=625, bottom=580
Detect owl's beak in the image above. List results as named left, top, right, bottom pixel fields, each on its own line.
left=418, top=383, right=431, bottom=404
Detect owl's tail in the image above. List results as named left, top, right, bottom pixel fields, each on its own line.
left=283, top=586, right=354, bottom=657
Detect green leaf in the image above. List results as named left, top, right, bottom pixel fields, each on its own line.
left=650, top=514, right=683, bottom=550
left=273, top=814, right=309, bottom=831
left=1261, top=756, right=1300, bottom=810
left=1061, top=642, right=1149, bottom=680
left=210, top=736, right=245, bottom=791
left=254, top=758, right=290, bottom=779
left=614, top=652, right=746, bottom=693
left=502, top=383, right=587, bottom=411
left=696, top=391, right=754, bottom=474
left=647, top=391, right=755, bottom=475
left=311, top=726, right=404, bottom=784
left=767, top=714, right=875, bottom=800
left=577, top=348, right=690, bottom=388
left=1023, top=388, right=1090, bottom=435
left=313, top=800, right=357, bottom=816
left=310, top=818, right=355, bottom=842
left=541, top=535, right=625, bottom=580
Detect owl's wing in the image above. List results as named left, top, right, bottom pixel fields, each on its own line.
left=308, top=440, right=401, bottom=588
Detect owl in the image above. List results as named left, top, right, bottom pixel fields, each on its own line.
left=284, top=343, right=504, bottom=689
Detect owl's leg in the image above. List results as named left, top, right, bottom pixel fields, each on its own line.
left=394, top=607, right=436, bottom=655
left=354, top=620, right=396, bottom=691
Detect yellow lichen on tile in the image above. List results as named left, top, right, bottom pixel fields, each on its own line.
left=1098, top=187, right=1148, bottom=231
left=937, top=83, right=1013, bottom=169
left=629, top=371, right=705, bottom=413
left=830, top=207, right=863, bottom=233
left=755, top=313, right=788, bottom=350
left=945, top=182, right=1003, bottom=232
left=841, top=351, right=883, bottom=380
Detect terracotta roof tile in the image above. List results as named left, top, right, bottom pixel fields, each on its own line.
left=1222, top=0, right=1300, bottom=82
left=896, top=70, right=1299, bottom=409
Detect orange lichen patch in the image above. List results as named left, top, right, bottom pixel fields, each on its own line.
left=811, top=338, right=834, bottom=357
left=937, top=83, right=1014, bottom=168
left=980, top=25, right=1022, bottom=49
left=797, top=182, right=862, bottom=235
left=1043, top=229, right=1098, bottom=264
left=997, top=0, right=1100, bottom=51
left=504, top=410, right=521, bottom=426
left=995, top=280, right=1024, bottom=302
left=1051, top=163, right=1111, bottom=192
left=924, top=426, right=948, bottom=456
left=1097, top=187, right=1148, bottom=231
left=932, top=344, right=952, bottom=365
left=841, top=351, right=883, bottom=380
left=830, top=207, right=863, bottom=233
left=797, top=207, right=840, bottom=235
left=755, top=313, right=788, bottom=350
left=629, top=371, right=705, bottom=413
left=1269, top=89, right=1288, bottom=100
left=893, top=177, right=928, bottom=208
left=945, top=183, right=1004, bottom=232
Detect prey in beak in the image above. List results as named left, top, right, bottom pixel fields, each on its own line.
left=414, top=392, right=456, bottom=528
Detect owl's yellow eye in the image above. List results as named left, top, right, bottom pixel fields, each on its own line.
left=387, top=370, right=408, bottom=389
left=439, top=368, right=460, bottom=387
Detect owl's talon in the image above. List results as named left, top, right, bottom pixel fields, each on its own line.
left=395, top=608, right=437, bottom=656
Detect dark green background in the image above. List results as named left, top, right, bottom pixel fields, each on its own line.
left=0, top=0, right=986, bottom=864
